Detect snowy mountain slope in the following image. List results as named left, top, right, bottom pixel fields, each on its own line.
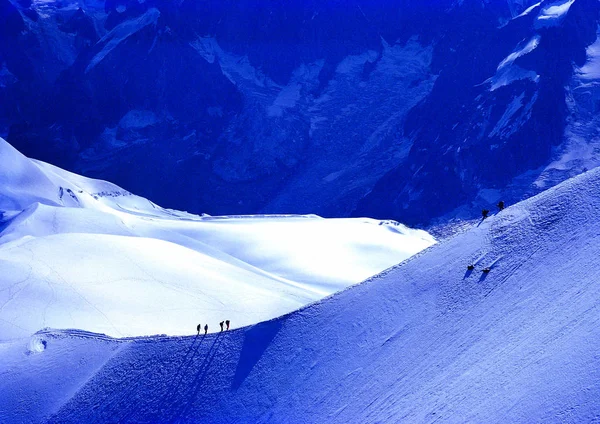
left=0, top=137, right=435, bottom=340
left=3, top=158, right=600, bottom=423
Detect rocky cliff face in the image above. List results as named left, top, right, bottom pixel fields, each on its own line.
left=2, top=0, right=599, bottom=225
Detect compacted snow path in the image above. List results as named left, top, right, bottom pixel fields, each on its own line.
left=3, top=163, right=600, bottom=422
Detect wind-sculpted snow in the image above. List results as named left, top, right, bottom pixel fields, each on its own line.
left=3, top=158, right=600, bottom=423
left=0, top=138, right=435, bottom=340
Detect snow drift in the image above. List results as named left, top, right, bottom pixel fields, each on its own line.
left=3, top=157, right=600, bottom=422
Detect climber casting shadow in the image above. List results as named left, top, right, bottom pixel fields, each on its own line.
left=479, top=267, right=491, bottom=282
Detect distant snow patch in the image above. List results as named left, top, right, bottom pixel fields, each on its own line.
left=0, top=63, right=16, bottom=88
left=268, top=63, right=322, bottom=117
left=498, top=36, right=540, bottom=70
left=515, top=1, right=542, bottom=19
left=268, top=84, right=301, bottom=117
left=535, top=0, right=575, bottom=28
left=190, top=37, right=272, bottom=88
left=487, top=36, right=540, bottom=90
left=489, top=64, right=539, bottom=91
left=489, top=93, right=526, bottom=138
left=489, top=91, right=538, bottom=139
left=86, top=8, right=160, bottom=73
left=190, top=37, right=217, bottom=64
left=578, top=34, right=600, bottom=81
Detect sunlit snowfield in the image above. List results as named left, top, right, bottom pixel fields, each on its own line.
left=0, top=138, right=435, bottom=339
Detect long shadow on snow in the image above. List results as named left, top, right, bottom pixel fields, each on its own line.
left=231, top=319, right=282, bottom=390
left=172, top=333, right=225, bottom=422
left=171, top=320, right=282, bottom=421
left=162, top=335, right=206, bottom=408
left=114, top=336, right=206, bottom=424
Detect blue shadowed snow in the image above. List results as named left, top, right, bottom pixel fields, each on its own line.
left=231, top=319, right=282, bottom=390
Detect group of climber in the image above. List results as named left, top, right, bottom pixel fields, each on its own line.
left=467, top=264, right=491, bottom=273
left=481, top=200, right=505, bottom=219
left=196, top=320, right=230, bottom=335
left=470, top=200, right=506, bottom=273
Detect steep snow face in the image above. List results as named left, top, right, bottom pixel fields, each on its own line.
left=0, top=138, right=435, bottom=340
left=4, top=154, right=600, bottom=423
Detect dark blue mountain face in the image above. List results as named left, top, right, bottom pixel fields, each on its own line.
left=1, top=0, right=599, bottom=225
left=356, top=0, right=600, bottom=225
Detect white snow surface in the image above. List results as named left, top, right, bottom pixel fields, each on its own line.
left=0, top=137, right=435, bottom=340
left=3, top=155, right=600, bottom=423
left=489, top=64, right=539, bottom=91
left=497, top=36, right=540, bottom=70
left=578, top=31, right=600, bottom=80
left=535, top=0, right=575, bottom=28
left=515, top=1, right=542, bottom=18
left=488, top=36, right=540, bottom=91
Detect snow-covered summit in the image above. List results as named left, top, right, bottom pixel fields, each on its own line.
left=0, top=138, right=435, bottom=340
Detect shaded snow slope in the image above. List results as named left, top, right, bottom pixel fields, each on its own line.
left=4, top=163, right=600, bottom=423
left=0, top=138, right=435, bottom=340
